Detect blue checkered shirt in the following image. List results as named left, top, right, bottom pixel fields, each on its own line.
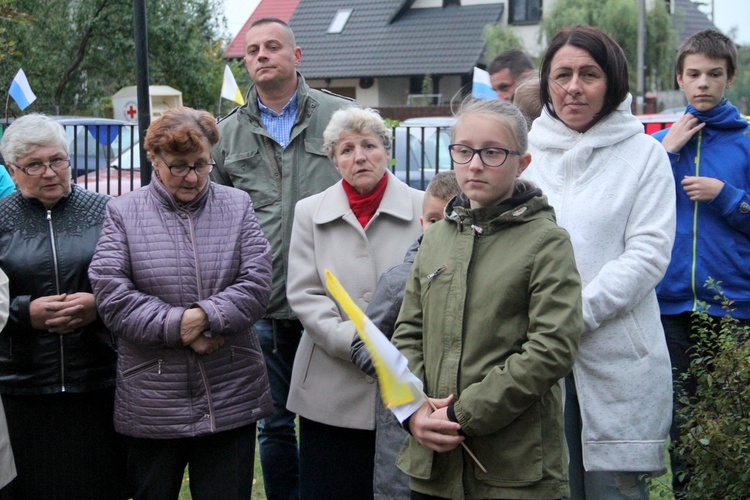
left=258, top=91, right=298, bottom=149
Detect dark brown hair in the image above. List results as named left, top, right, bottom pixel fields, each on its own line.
left=540, top=25, right=629, bottom=123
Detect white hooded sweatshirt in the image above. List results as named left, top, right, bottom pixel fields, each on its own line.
left=523, top=95, right=676, bottom=473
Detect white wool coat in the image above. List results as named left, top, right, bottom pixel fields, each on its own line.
left=523, top=95, right=676, bottom=473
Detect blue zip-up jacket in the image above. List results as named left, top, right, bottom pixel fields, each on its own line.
left=653, top=100, right=750, bottom=318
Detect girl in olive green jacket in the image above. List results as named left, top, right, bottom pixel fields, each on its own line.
left=392, top=99, right=582, bottom=499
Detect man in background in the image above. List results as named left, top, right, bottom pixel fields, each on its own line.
left=488, top=48, right=534, bottom=101
left=212, top=17, right=355, bottom=500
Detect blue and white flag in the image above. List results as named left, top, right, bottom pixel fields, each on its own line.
left=472, top=67, right=496, bottom=100
left=8, top=69, right=37, bottom=110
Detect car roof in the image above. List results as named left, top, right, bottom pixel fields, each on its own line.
left=400, top=117, right=456, bottom=127
left=50, top=116, right=130, bottom=126
left=636, top=113, right=683, bottom=124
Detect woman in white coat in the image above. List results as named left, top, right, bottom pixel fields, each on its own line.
left=522, top=26, right=676, bottom=499
left=286, top=107, right=423, bottom=499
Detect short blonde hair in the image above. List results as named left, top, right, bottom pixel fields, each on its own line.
left=323, top=108, right=391, bottom=160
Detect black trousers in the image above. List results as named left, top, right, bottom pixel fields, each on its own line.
left=299, top=416, right=375, bottom=500
left=127, top=423, right=257, bottom=500
left=0, top=388, right=128, bottom=500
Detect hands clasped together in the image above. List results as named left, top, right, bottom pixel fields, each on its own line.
left=180, top=307, right=224, bottom=355
left=30, top=292, right=98, bottom=334
left=408, top=394, right=464, bottom=453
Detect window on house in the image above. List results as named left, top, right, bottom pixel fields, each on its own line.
left=510, top=0, right=542, bottom=24
left=328, top=9, right=352, bottom=34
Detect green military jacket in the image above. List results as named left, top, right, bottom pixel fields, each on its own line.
left=393, top=184, right=582, bottom=499
left=212, top=74, right=354, bottom=318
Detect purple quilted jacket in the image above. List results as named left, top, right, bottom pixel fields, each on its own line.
left=89, top=179, right=273, bottom=438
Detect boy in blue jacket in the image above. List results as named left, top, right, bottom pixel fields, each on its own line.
left=652, top=28, right=750, bottom=494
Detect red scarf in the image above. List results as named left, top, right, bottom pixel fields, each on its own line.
left=342, top=174, right=388, bottom=228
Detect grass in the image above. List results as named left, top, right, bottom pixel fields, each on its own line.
left=175, top=437, right=674, bottom=500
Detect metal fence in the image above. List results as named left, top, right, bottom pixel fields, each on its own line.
left=1, top=119, right=676, bottom=196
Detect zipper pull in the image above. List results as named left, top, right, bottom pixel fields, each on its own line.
left=427, top=264, right=448, bottom=282
left=158, top=359, right=163, bottom=375
left=471, top=224, right=483, bottom=238
left=46, top=210, right=52, bottom=221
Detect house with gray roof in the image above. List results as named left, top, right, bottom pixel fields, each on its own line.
left=225, top=0, right=717, bottom=108
left=289, top=0, right=512, bottom=107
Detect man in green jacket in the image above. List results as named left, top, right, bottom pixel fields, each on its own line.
left=211, top=17, right=355, bottom=500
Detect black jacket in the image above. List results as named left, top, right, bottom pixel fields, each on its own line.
left=0, top=185, right=116, bottom=395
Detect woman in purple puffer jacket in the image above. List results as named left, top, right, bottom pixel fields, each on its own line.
left=89, top=107, right=273, bottom=499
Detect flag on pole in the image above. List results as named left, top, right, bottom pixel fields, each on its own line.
left=221, top=65, right=245, bottom=105
left=8, top=69, right=37, bottom=110
left=472, top=67, right=496, bottom=100
left=325, top=269, right=424, bottom=422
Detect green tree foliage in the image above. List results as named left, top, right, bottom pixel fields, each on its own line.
left=481, top=23, right=525, bottom=66
left=675, top=279, right=750, bottom=498
left=540, top=0, right=677, bottom=93
left=1, top=0, right=228, bottom=116
left=0, top=0, right=31, bottom=63
left=725, top=42, right=749, bottom=114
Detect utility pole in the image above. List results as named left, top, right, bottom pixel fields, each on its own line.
left=636, top=0, right=646, bottom=114
left=134, top=0, right=152, bottom=185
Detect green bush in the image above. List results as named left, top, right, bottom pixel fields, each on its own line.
left=674, top=278, right=750, bottom=499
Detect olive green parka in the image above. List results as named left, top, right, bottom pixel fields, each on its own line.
left=393, top=183, right=582, bottom=499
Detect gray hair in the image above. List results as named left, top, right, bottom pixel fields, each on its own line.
left=452, top=97, right=528, bottom=153
left=323, top=108, right=391, bottom=160
left=0, top=114, right=69, bottom=165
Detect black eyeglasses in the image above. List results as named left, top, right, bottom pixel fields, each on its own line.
left=448, top=144, right=521, bottom=168
left=11, top=158, right=71, bottom=176
left=158, top=154, right=215, bottom=177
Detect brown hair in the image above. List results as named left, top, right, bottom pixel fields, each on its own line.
left=144, top=107, right=219, bottom=156
left=425, top=171, right=459, bottom=201
left=675, top=29, right=737, bottom=80
left=511, top=77, right=542, bottom=129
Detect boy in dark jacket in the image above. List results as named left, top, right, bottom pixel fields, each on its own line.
left=652, top=28, right=750, bottom=495
left=350, top=171, right=459, bottom=500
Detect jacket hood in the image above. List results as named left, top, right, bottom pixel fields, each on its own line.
left=529, top=94, right=643, bottom=154
left=446, top=179, right=554, bottom=234
left=687, top=98, right=748, bottom=131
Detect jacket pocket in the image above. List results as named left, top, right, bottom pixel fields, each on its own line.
left=622, top=311, right=649, bottom=359
left=397, top=435, right=437, bottom=480
left=122, top=358, right=163, bottom=379
left=471, top=402, right=543, bottom=485
left=224, top=149, right=279, bottom=210
left=230, top=345, right=262, bottom=363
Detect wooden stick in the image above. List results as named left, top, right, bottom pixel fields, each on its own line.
left=424, top=396, right=488, bottom=473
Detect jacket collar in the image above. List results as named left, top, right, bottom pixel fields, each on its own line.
left=241, top=72, right=315, bottom=127
left=148, top=174, right=211, bottom=214
left=687, top=98, right=748, bottom=131
left=446, top=180, right=552, bottom=232
left=313, top=170, right=417, bottom=226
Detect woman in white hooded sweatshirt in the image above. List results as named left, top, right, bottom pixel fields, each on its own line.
left=523, top=26, right=676, bottom=499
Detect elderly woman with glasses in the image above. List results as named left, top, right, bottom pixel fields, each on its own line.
left=89, top=106, right=273, bottom=498
left=286, top=107, right=424, bottom=499
left=0, top=114, right=127, bottom=498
